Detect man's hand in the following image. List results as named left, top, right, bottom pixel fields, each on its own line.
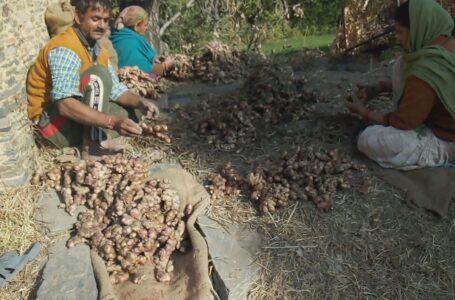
left=117, top=91, right=160, bottom=119
left=113, top=118, right=143, bottom=136
left=139, top=98, right=160, bottom=119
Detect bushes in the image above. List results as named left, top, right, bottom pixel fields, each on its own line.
left=116, top=0, right=344, bottom=54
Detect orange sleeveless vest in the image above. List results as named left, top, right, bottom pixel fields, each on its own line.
left=27, top=27, right=110, bottom=120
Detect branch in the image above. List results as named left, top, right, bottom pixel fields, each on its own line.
left=344, top=25, right=394, bottom=53
left=159, top=0, right=195, bottom=37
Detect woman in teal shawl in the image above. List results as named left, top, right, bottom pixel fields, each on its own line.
left=110, top=6, right=172, bottom=77
left=344, top=0, right=455, bottom=170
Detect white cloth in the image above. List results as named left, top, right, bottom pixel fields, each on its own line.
left=358, top=125, right=455, bottom=170
left=358, top=56, right=455, bottom=170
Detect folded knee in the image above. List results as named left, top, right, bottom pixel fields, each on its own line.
left=357, top=127, right=374, bottom=154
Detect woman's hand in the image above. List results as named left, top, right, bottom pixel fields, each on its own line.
left=162, top=57, right=174, bottom=71
left=139, top=97, right=160, bottom=119
left=154, top=56, right=165, bottom=64
left=344, top=93, right=369, bottom=118
left=356, top=84, right=378, bottom=101
left=154, top=56, right=174, bottom=68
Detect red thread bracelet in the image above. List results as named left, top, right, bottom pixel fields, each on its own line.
left=106, top=116, right=115, bottom=129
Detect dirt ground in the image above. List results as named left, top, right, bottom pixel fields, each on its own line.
left=162, top=51, right=455, bottom=299
left=2, top=50, right=455, bottom=300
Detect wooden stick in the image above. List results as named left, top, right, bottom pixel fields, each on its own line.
left=344, top=26, right=394, bottom=54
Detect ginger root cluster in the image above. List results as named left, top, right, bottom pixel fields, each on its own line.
left=35, top=155, right=192, bottom=284
left=207, top=148, right=366, bottom=214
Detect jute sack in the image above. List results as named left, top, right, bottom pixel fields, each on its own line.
left=44, top=1, right=119, bottom=69
left=45, top=0, right=76, bottom=37
left=91, top=166, right=214, bottom=300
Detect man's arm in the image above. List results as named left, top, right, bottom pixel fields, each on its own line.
left=56, top=98, right=142, bottom=135
left=116, top=91, right=160, bottom=118
left=57, top=97, right=111, bottom=127
left=117, top=91, right=142, bottom=108
left=49, top=48, right=142, bottom=135
left=108, top=63, right=160, bottom=118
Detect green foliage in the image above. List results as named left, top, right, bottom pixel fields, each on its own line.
left=116, top=0, right=344, bottom=54
left=162, top=8, right=216, bottom=52
left=261, top=33, right=336, bottom=56
left=289, top=0, right=343, bottom=33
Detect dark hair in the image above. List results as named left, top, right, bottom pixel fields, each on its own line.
left=71, top=0, right=113, bottom=15
left=395, top=1, right=410, bottom=28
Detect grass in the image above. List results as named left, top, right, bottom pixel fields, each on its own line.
left=0, top=184, right=46, bottom=300
left=261, top=33, right=335, bottom=56
left=0, top=146, right=74, bottom=300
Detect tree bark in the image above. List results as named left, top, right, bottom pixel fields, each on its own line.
left=146, top=0, right=163, bottom=54
left=159, top=0, right=195, bottom=37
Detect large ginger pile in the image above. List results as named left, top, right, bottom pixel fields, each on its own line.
left=208, top=147, right=367, bottom=214
left=118, top=66, right=163, bottom=100
left=167, top=54, right=194, bottom=81
left=191, top=41, right=245, bottom=83
left=182, top=83, right=315, bottom=150
left=191, top=98, right=260, bottom=150
left=207, top=162, right=244, bottom=199
left=248, top=148, right=362, bottom=214
left=182, top=62, right=316, bottom=150
left=34, top=155, right=192, bottom=284
left=242, top=60, right=297, bottom=103
left=168, top=41, right=266, bottom=83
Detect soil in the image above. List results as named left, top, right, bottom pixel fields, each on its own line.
left=4, top=49, right=454, bottom=300
left=160, top=51, right=455, bottom=299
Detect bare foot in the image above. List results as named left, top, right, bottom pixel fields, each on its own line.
left=100, top=137, right=130, bottom=152
left=81, top=138, right=122, bottom=161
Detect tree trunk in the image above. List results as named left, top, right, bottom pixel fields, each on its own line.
left=146, top=0, right=164, bottom=54
left=159, top=0, right=195, bottom=37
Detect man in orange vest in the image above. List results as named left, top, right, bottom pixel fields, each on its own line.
left=27, top=0, right=159, bottom=157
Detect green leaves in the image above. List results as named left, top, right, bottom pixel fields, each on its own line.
left=117, top=0, right=344, bottom=53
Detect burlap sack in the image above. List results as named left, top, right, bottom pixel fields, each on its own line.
left=91, top=166, right=213, bottom=300
left=45, top=1, right=119, bottom=68
left=371, top=164, right=455, bottom=217
left=45, top=0, right=76, bottom=37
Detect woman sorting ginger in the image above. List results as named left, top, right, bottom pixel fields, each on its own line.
left=345, top=0, right=455, bottom=170
left=110, top=5, right=173, bottom=78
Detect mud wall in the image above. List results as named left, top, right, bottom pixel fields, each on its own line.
left=0, top=1, right=52, bottom=186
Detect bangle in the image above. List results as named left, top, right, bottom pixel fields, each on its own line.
left=106, top=116, right=115, bottom=129
left=362, top=109, right=370, bottom=122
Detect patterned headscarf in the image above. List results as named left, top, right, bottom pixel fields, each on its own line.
left=114, top=5, right=148, bottom=30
